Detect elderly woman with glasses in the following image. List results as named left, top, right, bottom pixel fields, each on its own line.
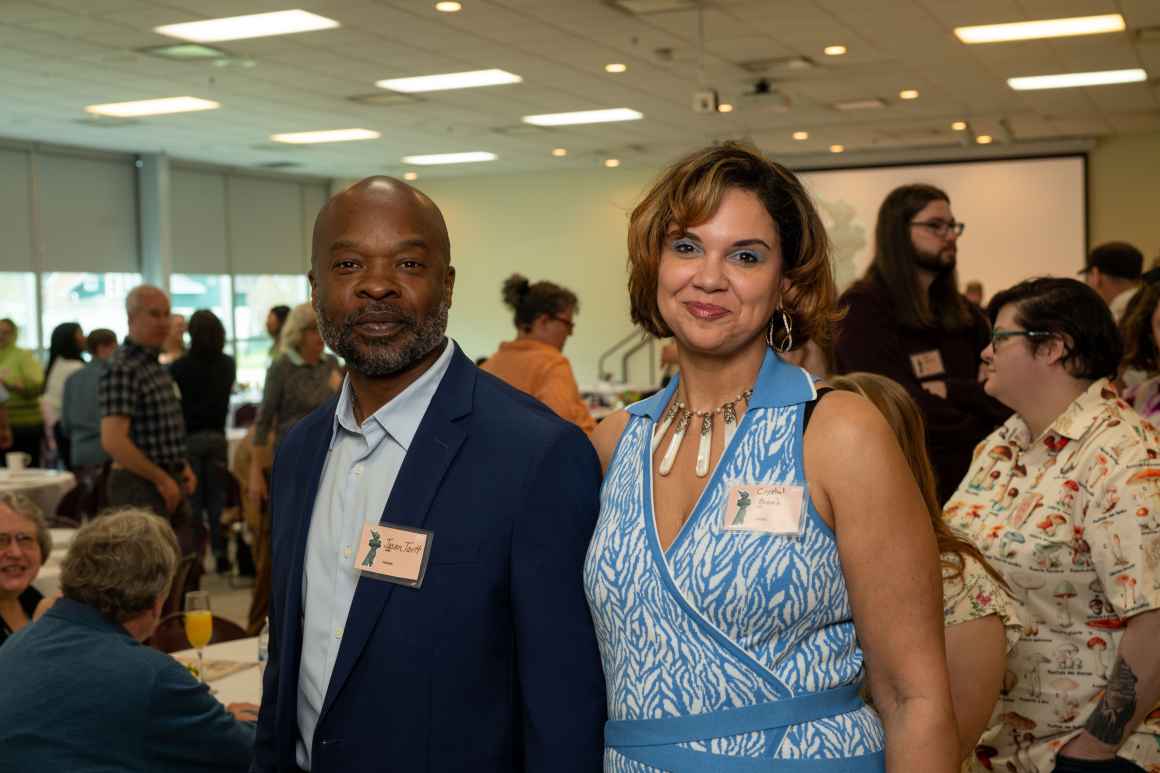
left=480, top=273, right=595, bottom=434
left=944, top=277, right=1160, bottom=773
left=0, top=492, right=54, bottom=647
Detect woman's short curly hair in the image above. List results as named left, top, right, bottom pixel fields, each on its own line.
left=0, top=492, right=51, bottom=564
left=626, top=141, right=839, bottom=352
left=60, top=509, right=179, bottom=623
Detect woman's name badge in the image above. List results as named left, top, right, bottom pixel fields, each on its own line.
left=722, top=482, right=807, bottom=536
left=354, top=522, right=434, bottom=589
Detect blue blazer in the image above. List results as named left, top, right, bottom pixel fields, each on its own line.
left=0, top=598, right=254, bottom=772
left=252, top=346, right=606, bottom=772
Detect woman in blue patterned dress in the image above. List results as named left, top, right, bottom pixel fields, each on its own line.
left=584, top=143, right=958, bottom=772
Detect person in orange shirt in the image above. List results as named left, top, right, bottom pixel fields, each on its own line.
left=481, top=274, right=596, bottom=434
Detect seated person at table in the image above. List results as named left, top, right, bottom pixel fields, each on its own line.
left=0, top=509, right=256, bottom=772
left=0, top=492, right=54, bottom=648
left=481, top=273, right=596, bottom=434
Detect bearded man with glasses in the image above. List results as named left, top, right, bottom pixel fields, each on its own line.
left=835, top=183, right=1010, bottom=503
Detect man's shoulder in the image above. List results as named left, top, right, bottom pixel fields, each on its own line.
left=838, top=277, right=891, bottom=308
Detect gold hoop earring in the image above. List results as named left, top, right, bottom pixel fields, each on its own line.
left=768, top=308, right=793, bottom=353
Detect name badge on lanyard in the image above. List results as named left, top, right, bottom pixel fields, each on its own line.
left=354, top=522, right=434, bottom=588
left=910, top=349, right=946, bottom=379
left=722, top=481, right=808, bottom=537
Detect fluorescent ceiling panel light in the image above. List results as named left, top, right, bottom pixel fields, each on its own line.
left=832, top=98, right=885, bottom=111
left=435, top=1, right=462, bottom=11
left=829, top=144, right=844, bottom=153
left=605, top=63, right=627, bottom=73
left=523, top=108, right=642, bottom=126
left=955, top=14, right=1124, bottom=44
left=271, top=128, right=381, bottom=144
left=899, top=89, right=919, bottom=99
left=401, top=151, right=497, bottom=165
left=604, top=158, right=621, bottom=168
left=84, top=96, right=220, bottom=117
left=551, top=148, right=568, bottom=157
left=976, top=135, right=994, bottom=144
left=824, top=45, right=847, bottom=56
left=717, top=103, right=734, bottom=113
left=951, top=121, right=967, bottom=131
left=377, top=69, right=521, bottom=93
left=1007, top=68, right=1146, bottom=90
left=792, top=131, right=809, bottom=140
left=155, top=10, right=339, bottom=42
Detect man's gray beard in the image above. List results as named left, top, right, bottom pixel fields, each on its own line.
left=315, top=298, right=449, bottom=377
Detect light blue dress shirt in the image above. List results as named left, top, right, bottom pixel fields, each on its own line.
left=295, top=341, right=455, bottom=770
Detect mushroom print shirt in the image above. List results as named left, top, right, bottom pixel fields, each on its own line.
left=945, top=379, right=1160, bottom=773
left=943, top=553, right=1023, bottom=655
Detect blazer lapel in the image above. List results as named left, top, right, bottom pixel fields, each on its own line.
left=319, top=348, right=474, bottom=722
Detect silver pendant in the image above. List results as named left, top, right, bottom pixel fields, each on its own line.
left=652, top=401, right=681, bottom=454
left=658, top=410, right=691, bottom=476
left=695, top=413, right=713, bottom=477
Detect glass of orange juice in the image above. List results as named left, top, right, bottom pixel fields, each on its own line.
left=184, top=591, right=213, bottom=685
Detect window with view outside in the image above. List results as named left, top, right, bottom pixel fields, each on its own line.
left=169, top=274, right=234, bottom=346
left=232, top=274, right=310, bottom=398
left=41, top=272, right=141, bottom=352
left=0, top=273, right=39, bottom=351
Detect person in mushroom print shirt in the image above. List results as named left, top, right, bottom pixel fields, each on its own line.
left=944, top=278, right=1160, bottom=773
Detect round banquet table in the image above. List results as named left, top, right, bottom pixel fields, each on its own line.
left=0, top=469, right=76, bottom=519
left=172, top=636, right=263, bottom=706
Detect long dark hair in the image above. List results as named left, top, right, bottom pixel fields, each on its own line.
left=187, top=309, right=226, bottom=359
left=1121, top=283, right=1160, bottom=376
left=866, top=184, right=971, bottom=330
left=501, top=274, right=578, bottom=331
left=47, top=322, right=84, bottom=374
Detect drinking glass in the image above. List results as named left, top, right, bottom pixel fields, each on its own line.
left=184, top=591, right=213, bottom=685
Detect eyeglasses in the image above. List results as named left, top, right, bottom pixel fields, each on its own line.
left=550, top=315, right=575, bottom=333
left=990, top=329, right=1052, bottom=349
left=911, top=219, right=966, bottom=237
left=0, top=533, right=37, bottom=551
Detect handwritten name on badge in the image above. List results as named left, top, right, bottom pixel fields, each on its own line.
left=909, top=349, right=946, bottom=379
left=722, top=482, right=806, bottom=536
left=355, top=523, right=433, bottom=588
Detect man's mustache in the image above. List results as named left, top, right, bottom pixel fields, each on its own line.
left=343, top=303, right=416, bottom=327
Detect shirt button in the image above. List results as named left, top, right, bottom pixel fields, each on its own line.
left=343, top=546, right=352, bottom=558
left=352, top=465, right=363, bottom=477
left=335, top=627, right=343, bottom=639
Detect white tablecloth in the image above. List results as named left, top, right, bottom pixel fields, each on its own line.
left=172, top=637, right=263, bottom=706
left=0, top=469, right=76, bottom=518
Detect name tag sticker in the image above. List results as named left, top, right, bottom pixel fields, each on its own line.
left=355, top=522, right=433, bottom=589
left=910, top=349, right=946, bottom=379
left=722, top=481, right=807, bottom=536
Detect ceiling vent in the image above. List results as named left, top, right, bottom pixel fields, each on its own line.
left=348, top=92, right=422, bottom=107
left=738, top=56, right=817, bottom=74
left=832, top=98, right=887, bottom=111
left=606, top=0, right=698, bottom=15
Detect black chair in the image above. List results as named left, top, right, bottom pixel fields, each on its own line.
left=147, top=612, right=248, bottom=654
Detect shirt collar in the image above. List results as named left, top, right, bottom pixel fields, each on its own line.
left=330, top=338, right=456, bottom=452
left=46, top=597, right=134, bottom=639
left=1003, top=377, right=1117, bottom=450
left=627, top=347, right=816, bottom=420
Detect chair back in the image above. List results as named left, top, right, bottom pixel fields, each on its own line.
left=162, top=553, right=198, bottom=618
left=147, top=612, right=249, bottom=654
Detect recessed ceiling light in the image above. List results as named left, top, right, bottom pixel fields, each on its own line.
left=435, top=1, right=462, bottom=12
left=976, top=135, right=994, bottom=144
left=1007, top=68, right=1147, bottom=90
left=717, top=103, right=734, bottom=113
left=951, top=121, right=967, bottom=131
left=830, top=144, right=845, bottom=153
left=832, top=98, right=886, bottom=111
left=271, top=128, right=381, bottom=144
left=793, top=131, right=809, bottom=140
left=824, top=45, right=847, bottom=56
left=403, top=171, right=419, bottom=180
left=605, top=63, right=627, bottom=73
left=604, top=158, right=621, bottom=168
left=551, top=148, right=568, bottom=157
left=155, top=10, right=339, bottom=43
left=401, top=151, right=497, bottom=165
left=84, top=96, right=220, bottom=117
left=377, top=69, right=522, bottom=93
left=899, top=89, right=919, bottom=100
left=955, top=14, right=1125, bottom=44
left=523, top=108, right=643, bottom=126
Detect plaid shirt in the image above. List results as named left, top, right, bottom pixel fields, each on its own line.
left=98, top=338, right=187, bottom=467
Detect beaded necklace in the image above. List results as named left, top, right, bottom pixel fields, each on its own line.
left=651, top=388, right=754, bottom=477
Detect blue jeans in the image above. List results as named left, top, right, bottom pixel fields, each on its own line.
left=186, top=431, right=229, bottom=560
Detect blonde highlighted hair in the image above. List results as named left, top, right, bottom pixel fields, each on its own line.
left=279, top=302, right=319, bottom=356
left=828, top=372, right=1010, bottom=591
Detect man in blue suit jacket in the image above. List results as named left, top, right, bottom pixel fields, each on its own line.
left=252, top=177, right=606, bottom=772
